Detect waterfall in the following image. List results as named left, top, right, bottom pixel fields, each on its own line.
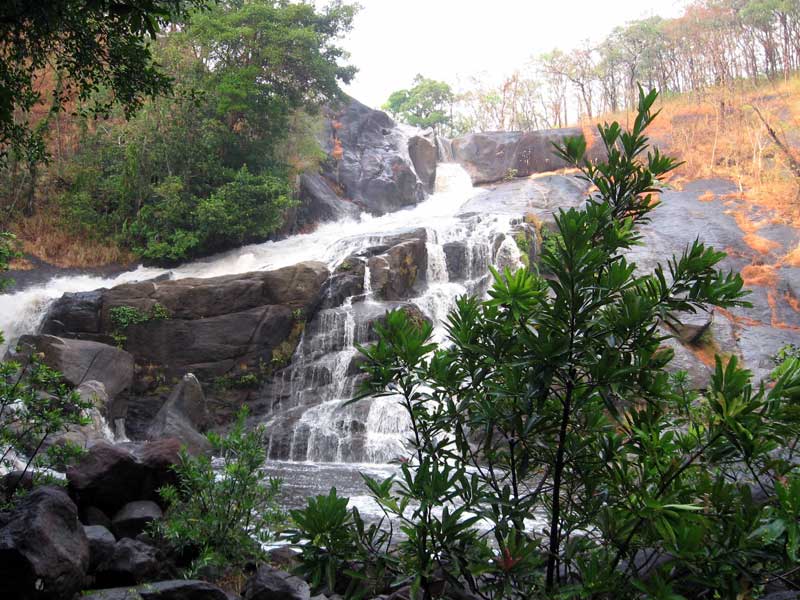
left=3, top=163, right=529, bottom=465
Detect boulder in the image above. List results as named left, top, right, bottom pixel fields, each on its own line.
left=408, top=133, right=437, bottom=191
left=243, top=564, right=311, bottom=600
left=82, top=579, right=229, bottom=600
left=67, top=438, right=180, bottom=515
left=297, top=173, right=361, bottom=227
left=0, top=486, right=89, bottom=599
left=41, top=262, right=330, bottom=384
left=84, top=525, right=116, bottom=571
left=146, top=374, right=211, bottom=455
left=111, top=500, right=163, bottom=539
left=450, top=127, right=603, bottom=184
left=318, top=98, right=427, bottom=216
left=95, top=537, right=160, bottom=587
left=367, top=230, right=428, bottom=300
left=14, top=335, right=134, bottom=399
left=42, top=289, right=104, bottom=337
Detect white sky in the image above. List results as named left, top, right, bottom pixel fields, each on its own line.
left=341, top=0, right=687, bottom=108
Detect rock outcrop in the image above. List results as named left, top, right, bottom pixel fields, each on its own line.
left=450, top=127, right=603, bottom=184
left=11, top=335, right=134, bottom=399
left=243, top=564, right=311, bottom=600
left=82, top=580, right=229, bottom=600
left=0, top=486, right=90, bottom=599
left=42, top=262, right=330, bottom=383
left=297, top=98, right=436, bottom=224
left=146, top=374, right=210, bottom=455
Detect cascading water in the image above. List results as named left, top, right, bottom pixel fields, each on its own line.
left=1, top=163, right=525, bottom=467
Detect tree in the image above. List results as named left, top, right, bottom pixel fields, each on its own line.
left=58, top=0, right=358, bottom=263
left=0, top=0, right=209, bottom=166
left=383, top=75, right=455, bottom=135
left=350, top=89, right=800, bottom=599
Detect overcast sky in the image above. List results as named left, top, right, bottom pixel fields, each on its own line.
left=341, top=0, right=687, bottom=108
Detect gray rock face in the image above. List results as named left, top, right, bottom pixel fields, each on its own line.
left=451, top=127, right=603, bottom=184
left=95, top=537, right=160, bottom=587
left=67, top=439, right=180, bottom=515
left=316, top=98, right=427, bottom=216
left=297, top=173, right=361, bottom=227
left=12, top=335, right=134, bottom=399
left=41, top=262, right=330, bottom=382
left=146, top=374, right=210, bottom=454
left=408, top=133, right=437, bottom=191
left=0, top=486, right=90, bottom=599
left=44, top=380, right=113, bottom=451
left=82, top=579, right=229, bottom=600
left=84, top=524, right=116, bottom=571
left=367, top=229, right=428, bottom=300
left=243, top=564, right=311, bottom=600
left=111, top=500, right=163, bottom=539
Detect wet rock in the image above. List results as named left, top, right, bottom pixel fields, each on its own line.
left=451, top=127, right=601, bottom=184
left=146, top=374, right=211, bottom=455
left=297, top=173, right=361, bottom=227
left=82, top=579, right=229, bottom=600
left=368, top=230, right=428, bottom=300
left=112, top=500, right=163, bottom=539
left=318, top=98, right=427, bottom=216
left=67, top=439, right=180, bottom=515
left=42, top=290, right=104, bottom=337
left=0, top=486, right=89, bottom=599
left=321, top=258, right=366, bottom=309
left=95, top=537, right=160, bottom=587
left=42, top=262, right=330, bottom=384
left=243, top=564, right=311, bottom=600
left=408, top=133, right=437, bottom=192
left=84, top=525, right=116, bottom=571
left=12, top=335, right=134, bottom=399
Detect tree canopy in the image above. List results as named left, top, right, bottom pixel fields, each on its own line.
left=0, top=0, right=209, bottom=164
left=383, top=75, right=454, bottom=135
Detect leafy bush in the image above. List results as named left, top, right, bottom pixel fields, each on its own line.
left=0, top=231, right=20, bottom=292
left=154, top=408, right=285, bottom=573
left=109, top=303, right=169, bottom=347
left=289, top=487, right=396, bottom=599
left=0, top=354, right=93, bottom=501
left=345, top=89, right=800, bottom=599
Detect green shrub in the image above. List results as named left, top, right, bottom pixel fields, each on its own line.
left=0, top=354, right=93, bottom=502
left=154, top=408, right=285, bottom=573
left=347, top=89, right=800, bottom=599
left=0, top=231, right=20, bottom=292
left=109, top=303, right=169, bottom=347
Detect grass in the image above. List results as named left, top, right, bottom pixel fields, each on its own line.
left=8, top=208, right=134, bottom=268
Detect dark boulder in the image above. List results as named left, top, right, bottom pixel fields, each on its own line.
left=84, top=524, right=116, bottom=571
left=42, top=262, right=330, bottom=384
left=146, top=374, right=211, bottom=455
left=82, top=579, right=229, bottom=600
left=13, top=334, right=134, bottom=399
left=297, top=173, right=361, bottom=227
left=243, top=564, right=311, bottom=600
left=111, top=500, right=163, bottom=539
left=82, top=505, right=113, bottom=529
left=67, top=439, right=180, bottom=515
left=0, top=486, right=89, bottom=599
left=42, top=289, right=104, bottom=337
left=95, top=537, right=160, bottom=587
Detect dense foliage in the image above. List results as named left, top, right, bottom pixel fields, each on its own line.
left=289, top=91, right=800, bottom=600
left=383, top=75, right=455, bottom=135
left=0, top=350, right=93, bottom=501
left=155, top=409, right=285, bottom=573
left=0, top=0, right=208, bottom=167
